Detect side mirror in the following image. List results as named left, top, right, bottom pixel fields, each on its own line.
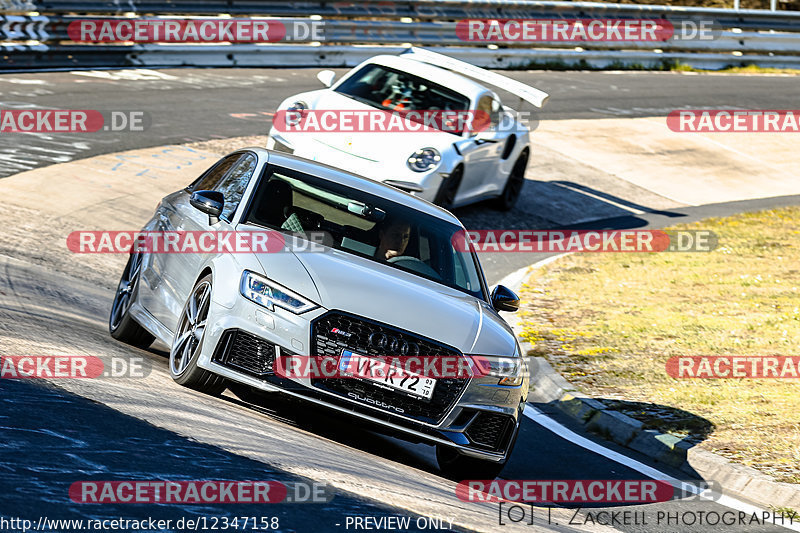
left=317, top=70, right=336, bottom=88
left=491, top=285, right=520, bottom=312
left=190, top=190, right=224, bottom=225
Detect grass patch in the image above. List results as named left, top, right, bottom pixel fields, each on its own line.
left=514, top=58, right=800, bottom=75
left=519, top=206, right=800, bottom=483
left=673, top=63, right=800, bottom=75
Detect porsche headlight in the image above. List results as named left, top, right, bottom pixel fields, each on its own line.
left=407, top=148, right=441, bottom=172
left=286, top=101, right=308, bottom=126
left=240, top=271, right=317, bottom=314
left=470, top=355, right=525, bottom=386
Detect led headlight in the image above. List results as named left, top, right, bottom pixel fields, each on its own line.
left=471, top=355, right=525, bottom=386
left=406, top=148, right=441, bottom=172
left=286, top=101, right=308, bottom=126
left=240, top=271, right=317, bottom=314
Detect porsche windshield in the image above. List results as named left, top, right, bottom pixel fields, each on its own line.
left=334, top=63, right=471, bottom=135
left=244, top=165, right=485, bottom=299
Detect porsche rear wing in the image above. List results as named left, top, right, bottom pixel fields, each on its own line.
left=401, top=47, right=549, bottom=108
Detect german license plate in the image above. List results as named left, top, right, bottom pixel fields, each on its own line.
left=339, top=350, right=435, bottom=399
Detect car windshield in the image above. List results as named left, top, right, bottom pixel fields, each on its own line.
left=334, top=63, right=471, bottom=135
left=244, top=165, right=485, bottom=299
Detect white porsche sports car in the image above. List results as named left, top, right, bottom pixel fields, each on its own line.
left=267, top=48, right=548, bottom=211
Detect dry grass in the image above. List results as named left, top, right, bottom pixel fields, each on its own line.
left=519, top=207, right=800, bottom=483
left=673, top=64, right=800, bottom=75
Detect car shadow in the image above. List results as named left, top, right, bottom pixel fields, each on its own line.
left=137, top=343, right=440, bottom=474
left=453, top=179, right=688, bottom=231
left=0, top=378, right=433, bottom=528
left=504, top=398, right=717, bottom=509
left=217, top=385, right=442, bottom=475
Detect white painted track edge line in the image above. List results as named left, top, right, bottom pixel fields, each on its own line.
left=522, top=404, right=800, bottom=532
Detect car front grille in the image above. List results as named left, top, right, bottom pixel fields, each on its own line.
left=310, top=311, right=470, bottom=425
left=465, top=411, right=514, bottom=451
left=212, top=329, right=276, bottom=377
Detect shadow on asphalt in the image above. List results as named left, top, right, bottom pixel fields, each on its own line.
left=454, top=180, right=687, bottom=231
left=0, top=378, right=450, bottom=532
left=220, top=384, right=440, bottom=476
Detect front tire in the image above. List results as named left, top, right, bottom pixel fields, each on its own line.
left=493, top=151, right=529, bottom=211
left=169, top=274, right=227, bottom=395
left=436, top=445, right=506, bottom=481
left=433, top=165, right=463, bottom=210
left=109, top=252, right=155, bottom=348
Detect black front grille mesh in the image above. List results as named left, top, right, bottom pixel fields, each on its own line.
left=212, top=330, right=276, bottom=377
left=311, top=311, right=469, bottom=424
left=465, top=411, right=514, bottom=451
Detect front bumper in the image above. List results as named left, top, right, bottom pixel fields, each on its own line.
left=197, top=295, right=525, bottom=462
left=266, top=130, right=447, bottom=204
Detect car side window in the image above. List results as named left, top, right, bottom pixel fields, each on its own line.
left=490, top=98, right=503, bottom=128
left=214, top=153, right=258, bottom=222
left=474, top=96, right=491, bottom=134
left=192, top=154, right=241, bottom=191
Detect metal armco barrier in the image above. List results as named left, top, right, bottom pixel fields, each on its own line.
left=1, top=1, right=800, bottom=71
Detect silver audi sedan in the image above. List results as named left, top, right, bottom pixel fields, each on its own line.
left=109, top=148, right=528, bottom=479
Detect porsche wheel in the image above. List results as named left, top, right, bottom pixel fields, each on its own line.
left=433, top=165, right=463, bottom=210
left=493, top=151, right=528, bottom=211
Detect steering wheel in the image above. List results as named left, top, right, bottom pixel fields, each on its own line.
left=387, top=256, right=441, bottom=280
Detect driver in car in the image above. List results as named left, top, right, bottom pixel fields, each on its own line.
left=375, top=219, right=411, bottom=261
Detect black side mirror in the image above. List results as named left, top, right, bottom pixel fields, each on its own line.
left=190, top=190, right=224, bottom=225
left=491, top=284, right=520, bottom=312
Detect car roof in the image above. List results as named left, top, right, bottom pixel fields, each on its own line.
left=239, top=147, right=465, bottom=226
left=346, top=55, right=489, bottom=104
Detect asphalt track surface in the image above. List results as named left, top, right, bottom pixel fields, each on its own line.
left=1, top=68, right=799, bottom=533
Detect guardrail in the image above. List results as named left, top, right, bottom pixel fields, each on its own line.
left=1, top=1, right=800, bottom=71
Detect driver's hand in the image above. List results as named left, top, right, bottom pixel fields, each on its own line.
left=385, top=250, right=401, bottom=260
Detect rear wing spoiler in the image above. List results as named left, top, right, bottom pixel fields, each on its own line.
left=401, top=47, right=549, bottom=108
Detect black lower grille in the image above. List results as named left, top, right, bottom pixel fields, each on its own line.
left=466, top=411, right=514, bottom=451
left=310, top=311, right=469, bottom=425
left=212, top=330, right=276, bottom=377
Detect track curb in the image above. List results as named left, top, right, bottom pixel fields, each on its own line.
left=499, top=259, right=800, bottom=511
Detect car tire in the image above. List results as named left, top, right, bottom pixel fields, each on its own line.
left=493, top=151, right=529, bottom=211
left=436, top=445, right=506, bottom=481
left=109, top=252, right=155, bottom=348
left=169, top=274, right=227, bottom=396
left=433, top=165, right=463, bottom=210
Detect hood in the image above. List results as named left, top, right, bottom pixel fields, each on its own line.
left=282, top=91, right=458, bottom=180
left=253, top=247, right=515, bottom=355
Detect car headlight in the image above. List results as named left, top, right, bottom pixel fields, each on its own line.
left=240, top=271, right=317, bottom=314
left=407, top=148, right=441, bottom=172
left=286, top=101, right=308, bottom=126
left=470, top=355, right=525, bottom=386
